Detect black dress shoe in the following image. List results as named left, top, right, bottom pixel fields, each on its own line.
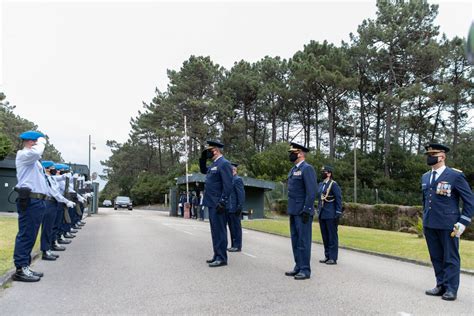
left=58, top=239, right=71, bottom=244
left=206, top=258, right=215, bottom=264
left=12, top=267, right=40, bottom=282
left=209, top=260, right=227, bottom=267
left=441, top=291, right=457, bottom=301
left=52, top=243, right=66, bottom=251
left=42, top=252, right=57, bottom=261
left=425, top=286, right=445, bottom=296
left=70, top=229, right=79, bottom=233
left=64, top=232, right=75, bottom=239
left=294, top=273, right=310, bottom=280
left=79, top=221, right=86, bottom=225
left=319, top=258, right=329, bottom=263
left=227, top=247, right=241, bottom=252
left=285, top=270, right=299, bottom=277
left=325, top=259, right=337, bottom=265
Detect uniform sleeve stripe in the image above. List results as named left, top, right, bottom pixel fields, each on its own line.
left=461, top=215, right=471, bottom=222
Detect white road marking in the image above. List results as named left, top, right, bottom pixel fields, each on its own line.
left=397, top=312, right=412, bottom=316
left=182, top=231, right=194, bottom=235
left=242, top=252, right=256, bottom=258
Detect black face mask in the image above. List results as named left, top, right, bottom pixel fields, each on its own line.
left=321, top=172, right=328, bottom=180
left=60, top=171, right=65, bottom=175
left=289, top=152, right=298, bottom=162
left=206, top=150, right=214, bottom=159
left=50, top=169, right=57, bottom=175
left=427, top=155, right=439, bottom=166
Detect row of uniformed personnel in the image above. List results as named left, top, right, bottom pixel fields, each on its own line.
left=12, top=130, right=92, bottom=282
left=198, top=139, right=473, bottom=301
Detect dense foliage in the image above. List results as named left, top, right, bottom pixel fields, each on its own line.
left=101, top=1, right=473, bottom=206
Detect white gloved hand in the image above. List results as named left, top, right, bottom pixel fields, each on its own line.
left=73, top=173, right=79, bottom=179
left=78, top=195, right=85, bottom=203
left=453, top=222, right=466, bottom=238
left=37, top=137, right=47, bottom=145
left=66, top=201, right=76, bottom=208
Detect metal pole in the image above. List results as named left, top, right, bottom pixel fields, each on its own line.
left=184, top=116, right=189, bottom=204
left=354, top=120, right=357, bottom=203
left=88, top=134, right=91, bottom=181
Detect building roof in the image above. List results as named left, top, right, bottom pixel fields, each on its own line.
left=0, top=158, right=16, bottom=169
left=176, top=173, right=276, bottom=191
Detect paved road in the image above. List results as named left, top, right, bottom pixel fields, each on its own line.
left=1, top=208, right=473, bottom=315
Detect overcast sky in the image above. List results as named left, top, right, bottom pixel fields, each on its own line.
left=1, top=0, right=473, bottom=188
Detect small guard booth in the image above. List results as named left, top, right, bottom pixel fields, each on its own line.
left=171, top=174, right=275, bottom=219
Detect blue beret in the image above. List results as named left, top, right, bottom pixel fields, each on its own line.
left=424, top=143, right=450, bottom=154
left=41, top=161, right=55, bottom=168
left=206, top=140, right=224, bottom=149
left=288, top=142, right=309, bottom=153
left=19, top=130, right=44, bottom=140
left=54, top=163, right=69, bottom=170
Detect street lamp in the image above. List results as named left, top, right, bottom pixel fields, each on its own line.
left=88, top=135, right=96, bottom=181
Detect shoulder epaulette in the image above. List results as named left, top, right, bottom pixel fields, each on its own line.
left=423, top=171, right=431, bottom=176
left=452, top=168, right=463, bottom=173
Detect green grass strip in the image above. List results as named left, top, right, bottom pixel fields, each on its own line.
left=242, top=218, right=474, bottom=270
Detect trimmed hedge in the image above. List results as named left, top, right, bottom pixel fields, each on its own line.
left=269, top=200, right=473, bottom=240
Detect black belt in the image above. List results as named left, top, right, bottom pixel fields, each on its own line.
left=45, top=196, right=57, bottom=202
left=30, top=192, right=47, bottom=200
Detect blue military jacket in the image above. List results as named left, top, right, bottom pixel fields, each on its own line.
left=229, top=176, right=245, bottom=213
left=317, top=180, right=343, bottom=220
left=421, top=167, right=473, bottom=230
left=287, top=160, right=317, bottom=216
left=200, top=156, right=233, bottom=209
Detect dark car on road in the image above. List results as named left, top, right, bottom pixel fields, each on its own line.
left=114, top=196, right=133, bottom=210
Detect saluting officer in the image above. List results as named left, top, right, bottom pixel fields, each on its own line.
left=284, top=142, right=317, bottom=280
left=199, top=140, right=233, bottom=267
left=12, top=131, right=49, bottom=282
left=422, top=143, right=473, bottom=301
left=227, top=163, right=245, bottom=252
left=317, top=165, right=343, bottom=265
left=40, top=161, right=76, bottom=260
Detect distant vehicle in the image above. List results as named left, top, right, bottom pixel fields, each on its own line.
left=102, top=200, right=112, bottom=207
left=114, top=196, right=133, bottom=210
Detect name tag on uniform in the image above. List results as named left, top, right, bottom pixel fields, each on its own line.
left=293, top=171, right=302, bottom=176
left=422, top=183, right=427, bottom=189
left=436, top=181, right=451, bottom=197
left=211, top=167, right=218, bottom=171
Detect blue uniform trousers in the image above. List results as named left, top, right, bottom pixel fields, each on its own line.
left=289, top=214, right=313, bottom=276
left=13, top=199, right=46, bottom=267
left=319, top=219, right=339, bottom=260
left=209, top=207, right=228, bottom=262
left=424, top=227, right=460, bottom=293
left=53, top=203, right=64, bottom=241
left=40, top=201, right=58, bottom=251
left=226, top=213, right=242, bottom=249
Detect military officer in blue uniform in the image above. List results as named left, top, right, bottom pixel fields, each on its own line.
left=422, top=143, right=473, bottom=301
left=317, top=165, right=343, bottom=265
left=199, top=140, right=233, bottom=267
left=12, top=131, right=49, bottom=282
left=227, top=163, right=245, bottom=252
left=284, top=142, right=317, bottom=280
left=40, top=161, right=76, bottom=260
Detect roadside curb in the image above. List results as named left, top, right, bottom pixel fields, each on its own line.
left=243, top=226, right=474, bottom=276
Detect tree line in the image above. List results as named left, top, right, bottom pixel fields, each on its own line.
left=100, top=0, right=473, bottom=206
